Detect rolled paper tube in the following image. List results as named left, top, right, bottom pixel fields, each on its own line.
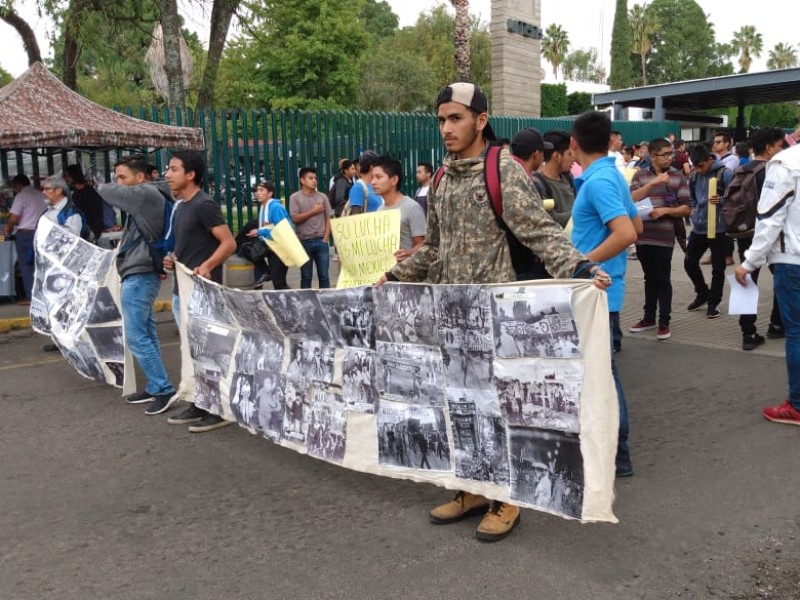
left=707, top=178, right=717, bottom=238
left=543, top=199, right=555, bottom=211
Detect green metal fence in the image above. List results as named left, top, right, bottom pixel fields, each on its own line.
left=0, top=107, right=679, bottom=231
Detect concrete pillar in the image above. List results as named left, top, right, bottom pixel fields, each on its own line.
left=490, top=0, right=543, bottom=117
left=653, top=95, right=665, bottom=122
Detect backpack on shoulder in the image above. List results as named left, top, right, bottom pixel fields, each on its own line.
left=57, top=200, right=92, bottom=240
left=432, top=146, right=550, bottom=280
left=340, top=180, right=383, bottom=217
left=120, top=190, right=177, bottom=275
left=721, top=161, right=767, bottom=238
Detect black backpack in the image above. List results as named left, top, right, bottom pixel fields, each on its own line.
left=721, top=161, right=767, bottom=238
left=57, top=200, right=91, bottom=240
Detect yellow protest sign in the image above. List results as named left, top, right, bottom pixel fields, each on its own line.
left=707, top=177, right=717, bottom=238
left=332, top=211, right=401, bottom=288
left=265, top=219, right=309, bottom=267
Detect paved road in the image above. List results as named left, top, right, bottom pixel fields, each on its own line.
left=2, top=313, right=799, bottom=600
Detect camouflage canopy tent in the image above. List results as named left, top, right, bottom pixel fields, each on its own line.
left=0, top=62, right=204, bottom=151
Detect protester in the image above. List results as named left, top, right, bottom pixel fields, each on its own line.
left=289, top=167, right=332, bottom=289
left=735, top=141, right=751, bottom=166
left=414, top=161, right=433, bottom=215
left=568, top=110, right=641, bottom=477
left=537, top=129, right=575, bottom=228
left=734, top=143, right=800, bottom=425
left=246, top=180, right=291, bottom=289
left=330, top=159, right=356, bottom=217
left=623, top=146, right=638, bottom=168
left=348, top=153, right=383, bottom=214
left=163, top=150, right=236, bottom=433
left=635, top=142, right=651, bottom=170
left=629, top=137, right=692, bottom=340
left=42, top=175, right=82, bottom=237
left=370, top=155, right=426, bottom=262
left=3, top=175, right=45, bottom=305
left=376, top=82, right=611, bottom=543
left=684, top=143, right=734, bottom=319
left=63, top=164, right=110, bottom=239
left=510, top=127, right=552, bottom=182
left=672, top=140, right=691, bottom=177
left=608, top=130, right=626, bottom=173
left=713, top=131, right=740, bottom=173
left=98, top=155, right=178, bottom=415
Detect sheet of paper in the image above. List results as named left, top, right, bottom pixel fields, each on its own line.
left=332, top=210, right=401, bottom=289
left=635, top=198, right=654, bottom=221
left=726, top=273, right=759, bottom=315
left=265, top=219, right=309, bottom=267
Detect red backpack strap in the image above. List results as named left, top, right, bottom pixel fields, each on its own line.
left=432, top=166, right=446, bottom=192
left=484, top=145, right=506, bottom=229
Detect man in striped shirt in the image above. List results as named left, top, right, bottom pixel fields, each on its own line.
left=628, top=137, right=692, bottom=340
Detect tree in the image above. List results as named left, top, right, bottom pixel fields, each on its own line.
left=197, top=0, right=240, bottom=109
left=567, top=91, right=592, bottom=115
left=158, top=0, right=186, bottom=107
left=359, top=0, right=399, bottom=41
left=562, top=48, right=606, bottom=83
left=628, top=3, right=659, bottom=86
left=646, top=0, right=716, bottom=84
left=608, top=0, right=633, bottom=89
left=541, top=24, right=569, bottom=80
left=749, top=102, right=800, bottom=128
left=0, top=5, right=42, bottom=65
left=60, top=0, right=93, bottom=90
left=450, top=0, right=470, bottom=81
left=731, top=25, right=763, bottom=73
left=0, top=64, right=12, bottom=87
left=540, top=83, right=568, bottom=117
left=767, top=42, right=798, bottom=70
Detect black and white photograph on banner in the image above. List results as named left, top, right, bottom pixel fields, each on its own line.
left=234, top=331, right=284, bottom=376
left=307, top=385, right=347, bottom=463
left=31, top=250, right=47, bottom=303
left=441, top=345, right=493, bottom=390
left=340, top=347, right=378, bottom=412
left=377, top=401, right=451, bottom=471
left=373, top=284, right=438, bottom=346
left=30, top=298, right=50, bottom=334
left=263, top=290, right=333, bottom=341
left=43, top=269, right=76, bottom=305
left=188, top=277, right=236, bottom=325
left=286, top=338, right=335, bottom=388
left=88, top=287, right=122, bottom=324
left=62, top=241, right=105, bottom=277
left=223, top=288, right=283, bottom=336
left=59, top=340, right=104, bottom=381
left=376, top=342, right=444, bottom=407
left=436, top=285, right=492, bottom=349
left=230, top=373, right=258, bottom=432
left=256, top=372, right=284, bottom=442
left=317, top=287, right=375, bottom=348
left=447, top=388, right=510, bottom=484
left=80, top=252, right=114, bottom=284
left=105, top=361, right=125, bottom=387
left=491, top=285, right=581, bottom=359
left=509, top=427, right=584, bottom=519
left=54, top=283, right=97, bottom=335
left=194, top=373, right=222, bottom=414
left=187, top=320, right=237, bottom=381
left=493, top=359, right=584, bottom=433
left=282, top=378, right=311, bottom=444
left=86, top=326, right=125, bottom=362
left=41, top=225, right=77, bottom=261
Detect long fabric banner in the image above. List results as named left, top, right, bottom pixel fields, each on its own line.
left=33, top=220, right=619, bottom=523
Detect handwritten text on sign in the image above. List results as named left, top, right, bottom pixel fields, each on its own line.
left=333, top=211, right=401, bottom=289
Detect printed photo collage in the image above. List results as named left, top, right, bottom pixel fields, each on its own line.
left=33, top=219, right=125, bottom=387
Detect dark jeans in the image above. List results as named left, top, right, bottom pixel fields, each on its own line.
left=610, top=314, right=630, bottom=466
left=266, top=247, right=289, bottom=290
left=610, top=311, right=623, bottom=351
left=773, top=264, right=800, bottom=409
left=736, top=237, right=783, bottom=336
left=636, top=243, right=675, bottom=326
left=684, top=232, right=727, bottom=307
left=300, top=237, right=330, bottom=289
left=14, top=229, right=35, bottom=300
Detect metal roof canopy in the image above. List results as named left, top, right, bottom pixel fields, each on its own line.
left=593, top=68, right=800, bottom=138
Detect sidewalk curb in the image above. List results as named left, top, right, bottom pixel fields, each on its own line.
left=0, top=300, right=173, bottom=333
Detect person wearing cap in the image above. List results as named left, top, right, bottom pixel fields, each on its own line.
left=536, top=129, right=576, bottom=228
left=510, top=127, right=552, bottom=185
left=376, top=81, right=611, bottom=543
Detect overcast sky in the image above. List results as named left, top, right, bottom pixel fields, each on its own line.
left=0, top=0, right=787, bottom=79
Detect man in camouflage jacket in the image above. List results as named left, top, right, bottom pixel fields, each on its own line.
left=379, top=82, right=608, bottom=543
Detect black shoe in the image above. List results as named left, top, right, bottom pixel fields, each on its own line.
left=125, top=391, right=154, bottom=404
left=687, top=295, right=709, bottom=311
left=42, top=344, right=59, bottom=352
left=616, top=459, right=635, bottom=478
left=742, top=333, right=766, bottom=351
left=188, top=413, right=233, bottom=433
left=145, top=393, right=180, bottom=415
left=253, top=274, right=271, bottom=289
left=767, top=324, right=785, bottom=339
left=613, top=345, right=621, bottom=354
left=706, top=305, right=721, bottom=319
left=167, top=403, right=205, bottom=424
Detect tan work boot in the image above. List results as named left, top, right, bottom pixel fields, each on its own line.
left=475, top=501, right=521, bottom=542
left=429, top=491, right=490, bottom=524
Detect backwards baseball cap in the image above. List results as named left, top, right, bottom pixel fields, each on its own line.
left=436, top=82, right=496, bottom=141
left=510, top=128, right=553, bottom=158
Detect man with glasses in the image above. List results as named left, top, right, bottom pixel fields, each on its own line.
left=629, top=137, right=691, bottom=340
left=713, top=131, right=740, bottom=173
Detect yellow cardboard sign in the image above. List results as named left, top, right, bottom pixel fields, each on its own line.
left=264, top=219, right=310, bottom=267
left=707, top=177, right=717, bottom=238
left=332, top=211, right=401, bottom=289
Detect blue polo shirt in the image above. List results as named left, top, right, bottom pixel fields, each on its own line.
left=570, top=156, right=637, bottom=313
left=348, top=179, right=383, bottom=212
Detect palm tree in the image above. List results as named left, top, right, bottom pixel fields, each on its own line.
left=731, top=25, right=763, bottom=73
left=450, top=0, right=471, bottom=82
left=628, top=3, right=659, bottom=86
left=542, top=24, right=569, bottom=80
left=767, top=42, right=798, bottom=70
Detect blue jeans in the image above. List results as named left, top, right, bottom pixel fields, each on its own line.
left=120, top=273, right=174, bottom=397
left=300, top=238, right=330, bottom=289
left=773, top=264, right=800, bottom=409
left=14, top=229, right=35, bottom=300
left=610, top=313, right=630, bottom=465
